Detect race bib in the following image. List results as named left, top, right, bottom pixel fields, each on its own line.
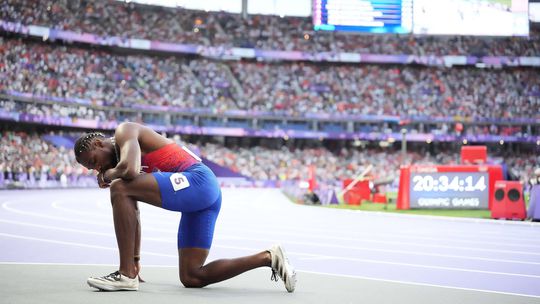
left=170, top=173, right=190, bottom=191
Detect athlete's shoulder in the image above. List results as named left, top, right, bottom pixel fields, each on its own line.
left=114, top=122, right=144, bottom=143
left=116, top=121, right=144, bottom=132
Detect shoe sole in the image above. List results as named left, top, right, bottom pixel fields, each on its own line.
left=288, top=271, right=297, bottom=293
left=87, top=281, right=138, bottom=291
left=275, top=245, right=297, bottom=293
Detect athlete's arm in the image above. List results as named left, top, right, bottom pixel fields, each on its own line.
left=103, top=122, right=142, bottom=181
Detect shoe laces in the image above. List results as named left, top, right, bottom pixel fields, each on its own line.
left=103, top=271, right=121, bottom=281
left=271, top=269, right=279, bottom=282
left=271, top=262, right=287, bottom=283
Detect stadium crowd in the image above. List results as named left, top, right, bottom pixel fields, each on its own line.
left=1, top=38, right=539, bottom=119
left=0, top=131, right=95, bottom=188
left=200, top=142, right=420, bottom=183
left=0, top=98, right=533, bottom=138
left=200, top=142, right=540, bottom=186
left=1, top=0, right=539, bottom=56
left=0, top=99, right=117, bottom=121
left=1, top=131, right=538, bottom=190
left=0, top=38, right=210, bottom=109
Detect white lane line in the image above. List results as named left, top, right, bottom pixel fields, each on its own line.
left=3, top=218, right=540, bottom=267
left=0, top=262, right=177, bottom=267
left=5, top=200, right=540, bottom=258
left=299, top=256, right=335, bottom=261
left=94, top=195, right=540, bottom=243
left=4, top=189, right=540, bottom=298
left=387, top=227, right=540, bottom=242
left=2, top=232, right=539, bottom=279
left=0, top=261, right=538, bottom=299
left=3, top=201, right=112, bottom=227
left=0, top=219, right=175, bottom=243
left=220, top=226, right=540, bottom=256
left=0, top=232, right=176, bottom=258
left=300, top=269, right=540, bottom=299
left=0, top=232, right=309, bottom=261
left=286, top=250, right=540, bottom=279
left=51, top=201, right=110, bottom=218
left=42, top=196, right=540, bottom=246
left=51, top=200, right=177, bottom=227
left=233, top=225, right=540, bottom=249
left=296, top=199, right=540, bottom=227
left=239, top=216, right=540, bottom=244
left=55, top=199, right=540, bottom=248
left=218, top=235, right=540, bottom=266
left=2, top=201, right=175, bottom=234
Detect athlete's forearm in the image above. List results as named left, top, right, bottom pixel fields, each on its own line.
left=102, top=167, right=122, bottom=182
left=103, top=162, right=139, bottom=182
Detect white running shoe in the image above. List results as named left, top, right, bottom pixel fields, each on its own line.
left=268, top=244, right=297, bottom=292
left=87, top=271, right=139, bottom=291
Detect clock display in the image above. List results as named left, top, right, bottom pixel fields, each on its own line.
left=409, top=172, right=489, bottom=209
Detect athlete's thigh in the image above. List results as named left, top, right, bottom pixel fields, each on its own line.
left=111, top=173, right=162, bottom=207
left=177, top=200, right=220, bottom=249
left=151, top=167, right=220, bottom=213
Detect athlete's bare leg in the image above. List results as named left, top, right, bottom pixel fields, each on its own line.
left=109, top=174, right=162, bottom=278
left=179, top=248, right=271, bottom=288
left=133, top=202, right=142, bottom=277
left=109, top=174, right=271, bottom=286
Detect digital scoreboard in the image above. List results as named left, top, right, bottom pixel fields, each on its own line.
left=313, top=0, right=413, bottom=34
left=413, top=0, right=529, bottom=36
left=409, top=172, right=489, bottom=209
left=313, top=0, right=529, bottom=36
left=397, top=165, right=504, bottom=210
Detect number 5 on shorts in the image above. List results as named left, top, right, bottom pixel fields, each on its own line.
left=170, top=173, right=190, bottom=191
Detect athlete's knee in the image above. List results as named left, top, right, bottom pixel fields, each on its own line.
left=180, top=274, right=205, bottom=288
left=179, top=269, right=207, bottom=288
left=110, top=179, right=129, bottom=201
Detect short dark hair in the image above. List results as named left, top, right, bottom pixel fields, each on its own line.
left=74, top=132, right=105, bottom=160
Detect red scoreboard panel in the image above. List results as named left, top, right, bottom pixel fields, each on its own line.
left=397, top=165, right=504, bottom=210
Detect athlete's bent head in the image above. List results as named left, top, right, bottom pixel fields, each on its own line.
left=74, top=132, right=118, bottom=172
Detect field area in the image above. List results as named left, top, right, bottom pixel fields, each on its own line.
left=294, top=192, right=531, bottom=220
left=327, top=202, right=493, bottom=219
left=487, top=0, right=512, bottom=8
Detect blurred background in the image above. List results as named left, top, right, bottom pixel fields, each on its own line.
left=0, top=0, right=538, bottom=216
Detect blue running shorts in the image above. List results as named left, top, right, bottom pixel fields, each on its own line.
left=152, top=163, right=221, bottom=249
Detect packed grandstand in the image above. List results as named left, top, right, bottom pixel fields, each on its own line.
left=0, top=0, right=539, bottom=191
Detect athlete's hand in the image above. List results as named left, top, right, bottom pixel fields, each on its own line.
left=97, top=171, right=110, bottom=188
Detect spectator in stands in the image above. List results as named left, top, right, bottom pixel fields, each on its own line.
left=1, top=38, right=539, bottom=119
left=2, top=0, right=538, bottom=56
left=0, top=131, right=95, bottom=188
